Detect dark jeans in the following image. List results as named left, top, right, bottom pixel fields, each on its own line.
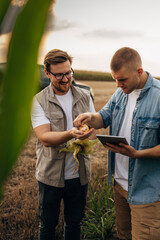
left=38, top=178, right=88, bottom=240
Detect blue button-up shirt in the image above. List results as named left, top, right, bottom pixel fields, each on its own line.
left=99, top=73, right=160, bottom=204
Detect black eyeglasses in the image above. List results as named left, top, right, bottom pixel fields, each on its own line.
left=49, top=68, right=74, bottom=81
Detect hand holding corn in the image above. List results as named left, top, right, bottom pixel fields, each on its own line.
left=59, top=124, right=98, bottom=174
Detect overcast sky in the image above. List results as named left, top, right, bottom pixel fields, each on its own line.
left=1, top=0, right=160, bottom=76
left=40, top=0, right=160, bottom=76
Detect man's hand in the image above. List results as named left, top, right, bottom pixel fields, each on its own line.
left=73, top=113, right=92, bottom=127
left=74, top=112, right=104, bottom=129
left=70, top=127, right=95, bottom=140
left=104, top=142, right=137, bottom=158
left=104, top=142, right=160, bottom=159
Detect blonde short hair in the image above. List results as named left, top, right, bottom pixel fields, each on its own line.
left=110, top=47, right=142, bottom=72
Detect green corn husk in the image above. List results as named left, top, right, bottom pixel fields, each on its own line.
left=59, top=138, right=98, bottom=174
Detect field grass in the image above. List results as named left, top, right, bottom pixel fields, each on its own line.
left=73, top=69, right=114, bottom=82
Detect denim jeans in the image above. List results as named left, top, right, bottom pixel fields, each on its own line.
left=38, top=178, right=88, bottom=240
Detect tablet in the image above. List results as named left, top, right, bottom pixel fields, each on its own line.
left=96, top=134, right=128, bottom=146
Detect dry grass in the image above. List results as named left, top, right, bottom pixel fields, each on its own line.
left=0, top=81, right=117, bottom=240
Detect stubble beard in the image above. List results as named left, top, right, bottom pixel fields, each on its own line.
left=52, top=81, right=70, bottom=94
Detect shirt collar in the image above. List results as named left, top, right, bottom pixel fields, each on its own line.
left=141, top=72, right=153, bottom=93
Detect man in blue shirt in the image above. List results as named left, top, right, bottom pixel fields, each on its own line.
left=74, top=47, right=160, bottom=240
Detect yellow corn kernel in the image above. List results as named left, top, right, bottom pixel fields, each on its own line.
left=80, top=124, right=89, bottom=132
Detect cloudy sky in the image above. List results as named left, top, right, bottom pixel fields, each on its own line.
left=1, top=0, right=160, bottom=76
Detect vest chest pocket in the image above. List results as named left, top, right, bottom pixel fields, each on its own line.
left=49, top=111, right=65, bottom=131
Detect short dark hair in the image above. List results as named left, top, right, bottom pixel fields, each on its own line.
left=44, top=49, right=73, bottom=72
left=110, top=47, right=142, bottom=72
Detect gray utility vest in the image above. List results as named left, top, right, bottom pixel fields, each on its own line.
left=35, top=83, right=91, bottom=187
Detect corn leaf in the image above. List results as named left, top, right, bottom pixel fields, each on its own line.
left=0, top=0, right=53, bottom=198
left=0, top=0, right=11, bottom=24
left=59, top=139, right=98, bottom=174
left=60, top=139, right=98, bottom=155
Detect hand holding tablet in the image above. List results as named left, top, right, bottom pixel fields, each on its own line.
left=96, top=134, right=128, bottom=146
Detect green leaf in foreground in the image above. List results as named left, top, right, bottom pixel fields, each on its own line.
left=0, top=0, right=10, bottom=25
left=0, top=0, right=53, bottom=198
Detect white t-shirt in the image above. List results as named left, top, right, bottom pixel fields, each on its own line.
left=114, top=89, right=141, bottom=191
left=31, top=88, right=95, bottom=180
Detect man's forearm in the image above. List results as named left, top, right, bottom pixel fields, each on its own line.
left=135, top=144, right=160, bottom=159
left=41, top=130, right=73, bottom=147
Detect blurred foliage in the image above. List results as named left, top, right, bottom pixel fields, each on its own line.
left=0, top=0, right=53, bottom=199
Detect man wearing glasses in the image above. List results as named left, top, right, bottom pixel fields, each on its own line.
left=31, top=49, right=95, bottom=240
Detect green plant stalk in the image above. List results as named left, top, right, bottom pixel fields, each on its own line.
left=0, top=0, right=53, bottom=198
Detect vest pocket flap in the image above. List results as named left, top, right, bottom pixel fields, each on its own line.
left=42, top=145, right=65, bottom=159
left=50, top=111, right=64, bottom=119
left=49, top=112, right=64, bottom=130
